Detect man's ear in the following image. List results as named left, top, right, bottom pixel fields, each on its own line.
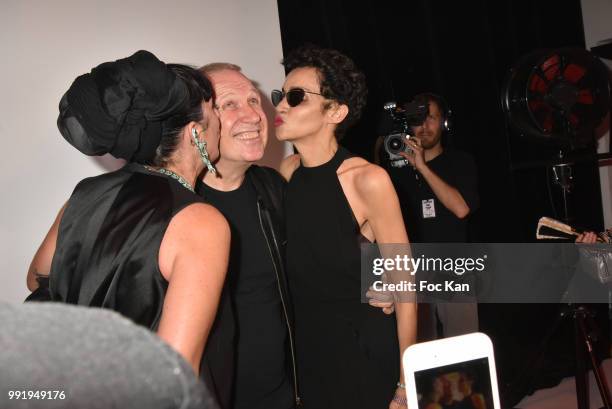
left=327, top=102, right=349, bottom=125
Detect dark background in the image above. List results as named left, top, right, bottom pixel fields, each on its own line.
left=276, top=0, right=609, bottom=406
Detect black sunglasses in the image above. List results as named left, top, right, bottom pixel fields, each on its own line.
left=271, top=88, right=323, bottom=107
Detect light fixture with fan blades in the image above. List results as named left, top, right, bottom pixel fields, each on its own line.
left=502, top=47, right=610, bottom=149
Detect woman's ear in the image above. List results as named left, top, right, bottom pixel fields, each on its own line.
left=327, top=102, right=349, bottom=125
left=186, top=121, right=201, bottom=146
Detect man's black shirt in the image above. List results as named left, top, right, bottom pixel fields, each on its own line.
left=199, top=179, right=292, bottom=409
left=386, top=150, right=479, bottom=243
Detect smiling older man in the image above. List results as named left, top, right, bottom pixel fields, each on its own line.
left=197, top=63, right=298, bottom=409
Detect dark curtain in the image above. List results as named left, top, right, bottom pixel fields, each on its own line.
left=277, top=0, right=608, bottom=406
left=277, top=0, right=603, bottom=242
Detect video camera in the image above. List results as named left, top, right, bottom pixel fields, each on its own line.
left=382, top=100, right=429, bottom=167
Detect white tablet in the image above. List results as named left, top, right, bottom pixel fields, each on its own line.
left=402, top=332, right=501, bottom=409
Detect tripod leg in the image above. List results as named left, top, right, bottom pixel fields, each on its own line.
left=576, top=313, right=590, bottom=409
left=577, top=309, right=612, bottom=409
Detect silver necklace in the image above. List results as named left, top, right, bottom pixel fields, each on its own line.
left=145, top=166, right=194, bottom=192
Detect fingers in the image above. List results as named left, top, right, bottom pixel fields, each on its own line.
left=368, top=299, right=395, bottom=314
left=576, top=231, right=598, bottom=243
left=366, top=288, right=394, bottom=303
left=398, top=150, right=417, bottom=168
left=366, top=286, right=395, bottom=314
left=406, top=137, right=422, bottom=152
left=398, top=151, right=412, bottom=160
left=408, top=136, right=421, bottom=145
left=368, top=299, right=394, bottom=308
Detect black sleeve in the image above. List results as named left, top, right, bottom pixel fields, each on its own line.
left=24, top=276, right=51, bottom=302
left=452, top=152, right=480, bottom=213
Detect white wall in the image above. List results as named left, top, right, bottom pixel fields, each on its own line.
left=581, top=0, right=612, bottom=230
left=0, top=0, right=286, bottom=302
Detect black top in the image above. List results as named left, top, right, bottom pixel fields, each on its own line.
left=287, top=150, right=362, bottom=303
left=285, top=147, right=399, bottom=409
left=49, top=163, right=203, bottom=327
left=48, top=163, right=235, bottom=408
left=199, top=179, right=292, bottom=409
left=387, top=150, right=479, bottom=242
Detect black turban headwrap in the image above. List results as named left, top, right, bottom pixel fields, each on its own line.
left=57, top=50, right=189, bottom=163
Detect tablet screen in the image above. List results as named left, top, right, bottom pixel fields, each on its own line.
left=414, top=357, right=495, bottom=409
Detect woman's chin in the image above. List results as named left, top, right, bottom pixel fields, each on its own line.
left=274, top=130, right=293, bottom=142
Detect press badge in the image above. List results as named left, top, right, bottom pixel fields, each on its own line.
left=422, top=199, right=436, bottom=218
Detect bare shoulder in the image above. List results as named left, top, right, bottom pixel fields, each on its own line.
left=340, top=157, right=394, bottom=196
left=170, top=202, right=229, bottom=236
left=279, top=154, right=301, bottom=181
left=159, top=202, right=230, bottom=281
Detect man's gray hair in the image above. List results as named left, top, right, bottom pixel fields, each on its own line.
left=199, top=62, right=242, bottom=75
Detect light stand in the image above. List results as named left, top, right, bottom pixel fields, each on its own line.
left=549, top=116, right=611, bottom=409
left=501, top=46, right=612, bottom=407
left=551, top=151, right=574, bottom=224
left=515, top=122, right=612, bottom=409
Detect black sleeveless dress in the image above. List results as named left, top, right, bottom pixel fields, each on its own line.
left=285, top=147, right=399, bottom=408
left=49, top=163, right=235, bottom=408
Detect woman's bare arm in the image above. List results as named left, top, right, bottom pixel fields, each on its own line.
left=157, top=203, right=230, bottom=375
left=357, top=165, right=417, bottom=406
left=27, top=203, right=67, bottom=291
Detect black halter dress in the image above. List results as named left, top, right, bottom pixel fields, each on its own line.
left=285, top=147, right=399, bottom=408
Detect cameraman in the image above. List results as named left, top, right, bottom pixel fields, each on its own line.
left=376, top=93, right=480, bottom=340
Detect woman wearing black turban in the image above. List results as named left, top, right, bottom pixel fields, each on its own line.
left=25, top=50, right=230, bottom=380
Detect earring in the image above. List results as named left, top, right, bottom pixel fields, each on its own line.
left=192, top=131, right=217, bottom=175
left=191, top=128, right=197, bottom=145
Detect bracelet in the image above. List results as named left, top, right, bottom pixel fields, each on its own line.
left=396, top=381, right=406, bottom=389
left=392, top=394, right=408, bottom=406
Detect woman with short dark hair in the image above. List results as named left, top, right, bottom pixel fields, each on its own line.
left=275, top=45, right=417, bottom=409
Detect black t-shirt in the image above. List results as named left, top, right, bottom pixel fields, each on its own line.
left=386, top=150, right=479, bottom=243
left=199, top=179, right=292, bottom=409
